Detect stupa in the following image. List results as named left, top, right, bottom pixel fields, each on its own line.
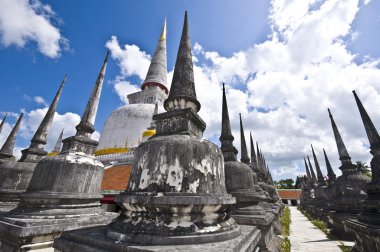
left=0, top=52, right=117, bottom=251
left=54, top=12, right=266, bottom=252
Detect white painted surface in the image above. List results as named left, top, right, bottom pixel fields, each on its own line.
left=97, top=104, right=165, bottom=150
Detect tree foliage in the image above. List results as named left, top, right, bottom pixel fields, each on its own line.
left=355, top=161, right=372, bottom=178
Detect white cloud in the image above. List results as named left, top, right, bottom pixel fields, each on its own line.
left=0, top=0, right=67, bottom=58
left=105, top=0, right=379, bottom=180
left=33, top=96, right=48, bottom=106
left=113, top=80, right=139, bottom=104
left=106, top=36, right=150, bottom=80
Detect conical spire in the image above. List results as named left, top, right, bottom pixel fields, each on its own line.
left=0, top=114, right=7, bottom=136
left=256, top=142, right=260, bottom=164
left=141, top=18, right=168, bottom=94
left=323, top=148, right=336, bottom=182
left=311, top=145, right=325, bottom=183
left=304, top=157, right=312, bottom=181
left=0, top=113, right=24, bottom=160
left=307, top=155, right=317, bottom=180
left=164, top=11, right=200, bottom=113
left=19, top=75, right=66, bottom=162
left=240, top=113, right=250, bottom=164
left=328, top=108, right=352, bottom=168
left=219, top=83, right=237, bottom=161
left=250, top=132, right=257, bottom=164
left=52, top=129, right=64, bottom=153
left=353, top=91, right=380, bottom=151
left=76, top=51, right=109, bottom=138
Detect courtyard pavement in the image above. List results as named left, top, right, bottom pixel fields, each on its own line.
left=289, top=206, right=343, bottom=252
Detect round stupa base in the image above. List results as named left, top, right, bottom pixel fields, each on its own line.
left=107, top=215, right=240, bottom=245
left=107, top=192, right=240, bottom=245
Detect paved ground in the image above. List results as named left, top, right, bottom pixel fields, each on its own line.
left=289, top=206, right=343, bottom=252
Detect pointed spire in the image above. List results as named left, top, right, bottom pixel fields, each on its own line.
left=304, top=157, right=312, bottom=181
left=164, top=11, right=200, bottom=113
left=328, top=108, right=352, bottom=168
left=311, top=145, right=325, bottom=183
left=76, top=51, right=109, bottom=138
left=0, top=113, right=7, bottom=136
left=0, top=113, right=24, bottom=160
left=52, top=129, right=64, bottom=153
left=148, top=103, right=159, bottom=130
left=141, top=18, right=168, bottom=94
left=240, top=113, right=250, bottom=164
left=219, top=83, right=237, bottom=161
left=307, top=155, right=317, bottom=181
left=353, top=91, right=380, bottom=151
left=250, top=132, right=257, bottom=164
left=256, top=142, right=260, bottom=163
left=19, top=75, right=66, bottom=162
left=323, top=149, right=336, bottom=182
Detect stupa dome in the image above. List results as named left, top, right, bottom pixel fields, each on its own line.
left=97, top=103, right=165, bottom=152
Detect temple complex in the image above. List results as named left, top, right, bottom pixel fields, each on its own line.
left=1, top=6, right=380, bottom=252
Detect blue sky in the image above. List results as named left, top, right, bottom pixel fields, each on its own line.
left=1, top=0, right=380, bottom=180
left=0, top=0, right=271, bottom=133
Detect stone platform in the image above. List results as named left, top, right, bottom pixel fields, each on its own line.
left=53, top=224, right=261, bottom=252
left=0, top=212, right=117, bottom=251
left=232, top=207, right=280, bottom=252
left=346, top=219, right=380, bottom=252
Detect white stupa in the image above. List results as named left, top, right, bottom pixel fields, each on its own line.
left=96, top=20, right=168, bottom=166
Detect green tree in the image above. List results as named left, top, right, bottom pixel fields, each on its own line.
left=274, top=179, right=295, bottom=189
left=294, top=176, right=303, bottom=189
left=356, top=161, right=372, bottom=178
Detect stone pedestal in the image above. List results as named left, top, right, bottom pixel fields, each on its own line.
left=346, top=218, right=380, bottom=252
left=0, top=136, right=117, bottom=251
left=0, top=160, right=36, bottom=213
left=327, top=212, right=356, bottom=240
left=54, top=224, right=261, bottom=252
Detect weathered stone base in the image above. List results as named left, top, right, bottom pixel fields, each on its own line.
left=0, top=189, right=24, bottom=214
left=328, top=212, right=356, bottom=240
left=232, top=207, right=280, bottom=252
left=346, top=219, right=380, bottom=252
left=53, top=224, right=262, bottom=252
left=0, top=212, right=117, bottom=252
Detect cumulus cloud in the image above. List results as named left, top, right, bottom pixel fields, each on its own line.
left=33, top=96, right=48, bottom=106
left=0, top=108, right=82, bottom=159
left=105, top=36, right=152, bottom=104
left=0, top=0, right=67, bottom=58
left=106, top=0, right=380, bottom=180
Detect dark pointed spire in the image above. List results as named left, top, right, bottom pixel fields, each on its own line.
left=19, top=75, right=66, bottom=162
left=307, top=155, right=317, bottom=181
left=323, top=148, right=336, bottom=182
left=353, top=91, right=380, bottom=151
left=141, top=18, right=168, bottom=94
left=0, top=113, right=7, bottom=136
left=304, top=157, right=312, bottom=181
left=328, top=108, right=352, bottom=168
left=52, top=129, right=64, bottom=153
left=219, top=83, right=238, bottom=161
left=0, top=113, right=24, bottom=160
left=250, top=132, right=257, bottom=164
left=311, top=145, right=325, bottom=183
left=164, top=11, right=200, bottom=113
left=76, top=51, right=109, bottom=138
left=240, top=113, right=250, bottom=164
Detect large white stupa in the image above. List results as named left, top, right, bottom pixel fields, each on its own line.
left=96, top=20, right=168, bottom=167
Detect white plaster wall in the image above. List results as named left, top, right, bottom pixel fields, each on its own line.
left=97, top=104, right=165, bottom=150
